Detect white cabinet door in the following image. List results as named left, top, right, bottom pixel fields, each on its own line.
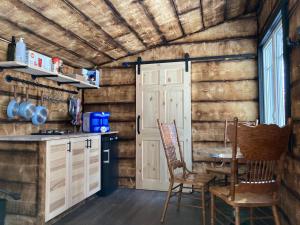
left=68, top=137, right=86, bottom=207
left=45, top=139, right=69, bottom=222
left=136, top=62, right=191, bottom=191
left=85, top=136, right=101, bottom=197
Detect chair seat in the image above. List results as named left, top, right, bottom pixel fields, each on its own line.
left=210, top=186, right=279, bottom=207
left=174, top=172, right=215, bottom=186
left=206, top=166, right=231, bottom=175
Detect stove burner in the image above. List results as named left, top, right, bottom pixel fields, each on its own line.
left=31, top=130, right=72, bottom=135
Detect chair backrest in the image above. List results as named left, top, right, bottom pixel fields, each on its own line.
left=224, top=119, right=259, bottom=147
left=157, top=120, right=185, bottom=179
left=227, top=117, right=291, bottom=199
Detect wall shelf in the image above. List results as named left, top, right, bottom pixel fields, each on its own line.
left=0, top=61, right=99, bottom=89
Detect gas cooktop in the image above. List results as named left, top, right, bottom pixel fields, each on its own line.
left=31, top=130, right=73, bottom=135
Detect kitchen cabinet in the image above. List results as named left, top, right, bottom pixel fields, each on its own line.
left=45, top=139, right=69, bottom=222
left=86, top=136, right=101, bottom=197
left=45, top=135, right=101, bottom=222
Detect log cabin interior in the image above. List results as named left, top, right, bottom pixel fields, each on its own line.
left=0, top=0, right=299, bottom=225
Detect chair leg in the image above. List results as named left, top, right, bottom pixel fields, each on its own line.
left=235, top=207, right=240, bottom=225
left=249, top=208, right=254, bottom=225
left=210, top=193, right=215, bottom=225
left=201, top=186, right=206, bottom=225
left=160, top=182, right=173, bottom=223
left=272, top=205, right=281, bottom=225
left=177, top=183, right=183, bottom=211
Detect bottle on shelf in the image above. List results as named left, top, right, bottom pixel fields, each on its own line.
left=15, top=37, right=27, bottom=63
left=7, top=36, right=16, bottom=61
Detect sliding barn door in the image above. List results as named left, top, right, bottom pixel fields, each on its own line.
left=136, top=62, right=191, bottom=191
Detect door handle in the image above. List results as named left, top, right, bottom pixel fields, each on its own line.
left=137, top=115, right=141, bottom=134
left=103, top=149, right=110, bottom=164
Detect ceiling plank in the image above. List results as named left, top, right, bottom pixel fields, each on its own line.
left=108, top=0, right=162, bottom=47
left=0, top=0, right=111, bottom=65
left=179, top=8, right=204, bottom=34
left=141, top=0, right=182, bottom=41
left=170, top=0, right=186, bottom=36
left=17, top=0, right=124, bottom=59
left=0, top=17, right=96, bottom=68
left=174, top=0, right=200, bottom=14
left=245, top=0, right=260, bottom=13
left=62, top=0, right=131, bottom=55
left=226, top=0, right=248, bottom=19
left=137, top=0, right=167, bottom=43
left=202, top=0, right=226, bottom=27
left=103, top=0, right=148, bottom=47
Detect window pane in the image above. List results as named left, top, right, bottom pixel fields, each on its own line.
left=262, top=21, right=285, bottom=126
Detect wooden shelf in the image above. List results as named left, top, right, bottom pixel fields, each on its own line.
left=0, top=61, right=99, bottom=89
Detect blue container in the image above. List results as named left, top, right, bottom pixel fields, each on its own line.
left=82, top=112, right=110, bottom=133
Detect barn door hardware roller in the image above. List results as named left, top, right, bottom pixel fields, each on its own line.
left=122, top=53, right=256, bottom=71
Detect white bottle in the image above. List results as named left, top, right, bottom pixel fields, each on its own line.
left=15, top=38, right=26, bottom=63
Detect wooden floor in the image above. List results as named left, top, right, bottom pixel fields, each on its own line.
left=53, top=188, right=275, bottom=225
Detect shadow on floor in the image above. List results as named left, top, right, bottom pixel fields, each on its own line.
left=53, top=189, right=275, bottom=225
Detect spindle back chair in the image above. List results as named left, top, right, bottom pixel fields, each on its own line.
left=210, top=117, right=291, bottom=225
left=158, top=119, right=215, bottom=224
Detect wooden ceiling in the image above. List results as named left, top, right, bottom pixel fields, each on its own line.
left=0, top=0, right=259, bottom=68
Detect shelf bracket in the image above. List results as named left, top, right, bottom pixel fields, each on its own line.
left=31, top=74, right=58, bottom=80
left=0, top=65, right=28, bottom=73
left=57, top=81, right=80, bottom=86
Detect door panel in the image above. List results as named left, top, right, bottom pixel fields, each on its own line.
left=136, top=62, right=191, bottom=191
left=45, top=139, right=69, bottom=222
left=69, top=137, right=86, bottom=207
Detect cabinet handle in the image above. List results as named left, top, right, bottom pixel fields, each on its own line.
left=67, top=141, right=71, bottom=152
left=85, top=139, right=89, bottom=148
left=89, top=139, right=92, bottom=148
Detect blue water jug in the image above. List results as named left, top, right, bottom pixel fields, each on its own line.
left=15, top=38, right=26, bottom=63
left=82, top=112, right=111, bottom=133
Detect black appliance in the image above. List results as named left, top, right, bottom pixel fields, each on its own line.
left=98, top=133, right=118, bottom=196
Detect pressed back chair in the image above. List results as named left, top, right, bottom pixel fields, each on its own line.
left=157, top=119, right=215, bottom=224
left=206, top=119, right=259, bottom=184
left=210, top=117, right=291, bottom=225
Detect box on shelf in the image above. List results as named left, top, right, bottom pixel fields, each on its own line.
left=26, top=50, right=52, bottom=72
left=61, top=64, right=74, bottom=75
left=85, top=70, right=100, bottom=87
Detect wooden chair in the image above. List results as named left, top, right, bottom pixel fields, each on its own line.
left=206, top=119, right=259, bottom=184
left=157, top=120, right=215, bottom=224
left=210, top=117, right=291, bottom=225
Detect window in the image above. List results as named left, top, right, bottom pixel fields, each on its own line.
left=261, top=21, right=286, bottom=126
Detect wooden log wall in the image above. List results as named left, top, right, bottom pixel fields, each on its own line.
left=84, top=16, right=258, bottom=187
left=258, top=1, right=300, bottom=225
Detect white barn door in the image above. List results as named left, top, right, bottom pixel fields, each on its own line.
left=136, top=62, right=191, bottom=191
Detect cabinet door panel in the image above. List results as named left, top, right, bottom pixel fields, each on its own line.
left=45, top=139, right=69, bottom=222
left=69, top=137, right=86, bottom=207
left=86, top=136, right=101, bottom=197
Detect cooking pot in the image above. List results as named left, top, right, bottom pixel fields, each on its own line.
left=7, top=86, right=19, bottom=119
left=18, top=88, right=35, bottom=120
left=32, top=91, right=48, bottom=126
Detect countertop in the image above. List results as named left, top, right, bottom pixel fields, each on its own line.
left=0, top=131, right=119, bottom=142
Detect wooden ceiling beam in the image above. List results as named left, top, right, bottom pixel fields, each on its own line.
left=169, top=0, right=185, bottom=36
left=137, top=0, right=167, bottom=44
left=224, top=0, right=228, bottom=20
left=16, top=0, right=115, bottom=61
left=244, top=0, right=251, bottom=14
left=103, top=0, right=147, bottom=48
left=199, top=0, right=205, bottom=29
left=0, top=16, right=97, bottom=67
left=62, top=0, right=131, bottom=55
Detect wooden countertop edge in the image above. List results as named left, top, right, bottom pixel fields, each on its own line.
left=0, top=131, right=119, bottom=142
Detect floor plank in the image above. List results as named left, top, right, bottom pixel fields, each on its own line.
left=53, top=188, right=275, bottom=225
